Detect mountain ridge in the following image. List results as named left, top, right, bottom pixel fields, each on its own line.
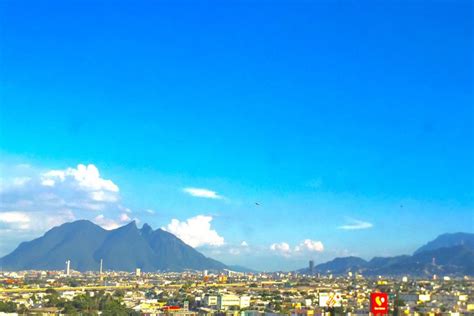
left=0, top=220, right=227, bottom=272
left=414, top=232, right=474, bottom=255
left=300, top=233, right=474, bottom=276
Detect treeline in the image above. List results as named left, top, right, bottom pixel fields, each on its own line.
left=1, top=289, right=140, bottom=315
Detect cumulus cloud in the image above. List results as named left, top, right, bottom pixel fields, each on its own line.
left=41, top=164, right=119, bottom=202
left=1, top=163, right=122, bottom=214
left=295, top=239, right=324, bottom=252
left=270, top=242, right=292, bottom=256
left=338, top=219, right=373, bottom=230
left=0, top=210, right=75, bottom=233
left=0, top=162, right=134, bottom=255
left=200, top=241, right=253, bottom=259
left=162, top=215, right=224, bottom=247
left=183, top=187, right=223, bottom=199
left=93, top=212, right=136, bottom=230
left=270, top=239, right=324, bottom=257
left=93, top=214, right=120, bottom=230
left=119, top=213, right=131, bottom=222
left=241, top=241, right=249, bottom=247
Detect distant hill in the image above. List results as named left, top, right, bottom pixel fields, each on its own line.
left=366, top=246, right=474, bottom=276
left=311, top=256, right=368, bottom=274
left=299, top=233, right=474, bottom=276
left=414, top=232, right=474, bottom=255
left=227, top=265, right=259, bottom=273
left=0, top=220, right=227, bottom=272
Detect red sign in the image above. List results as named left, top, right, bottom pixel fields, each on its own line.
left=370, top=292, right=388, bottom=314
left=163, top=306, right=180, bottom=311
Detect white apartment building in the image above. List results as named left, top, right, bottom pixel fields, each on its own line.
left=217, top=294, right=251, bottom=310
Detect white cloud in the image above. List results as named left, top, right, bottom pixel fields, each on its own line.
left=93, top=212, right=137, bottom=230
left=270, top=239, right=324, bottom=257
left=338, top=219, right=373, bottom=230
left=40, top=170, right=65, bottom=186
left=183, top=187, right=223, bottom=199
left=0, top=162, right=135, bottom=256
left=145, top=209, right=155, bottom=214
left=119, top=213, right=131, bottom=222
left=41, top=164, right=119, bottom=202
left=0, top=212, right=31, bottom=230
left=0, top=210, right=75, bottom=232
left=162, top=215, right=224, bottom=248
left=295, top=239, right=324, bottom=252
left=1, top=163, right=123, bottom=214
left=43, top=210, right=76, bottom=230
left=270, top=242, right=291, bottom=256
left=241, top=241, right=249, bottom=247
left=93, top=214, right=120, bottom=230
left=41, top=178, right=55, bottom=187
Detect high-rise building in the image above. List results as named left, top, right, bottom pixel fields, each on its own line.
left=99, top=259, right=103, bottom=275
left=135, top=268, right=141, bottom=277
left=65, top=260, right=71, bottom=276
left=309, top=260, right=314, bottom=274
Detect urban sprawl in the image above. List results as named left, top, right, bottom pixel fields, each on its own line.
left=1, top=262, right=473, bottom=316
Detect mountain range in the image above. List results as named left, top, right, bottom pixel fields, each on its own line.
left=300, top=233, right=474, bottom=276
left=1, top=221, right=473, bottom=276
left=0, top=220, right=227, bottom=272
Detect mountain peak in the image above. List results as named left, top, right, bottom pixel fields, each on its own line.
left=298, top=232, right=474, bottom=276
left=0, top=220, right=228, bottom=272
left=414, top=232, right=474, bottom=255
left=140, top=223, right=153, bottom=235
left=141, top=223, right=152, bottom=230
left=121, top=220, right=138, bottom=229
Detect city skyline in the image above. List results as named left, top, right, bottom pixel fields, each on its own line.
left=0, top=0, right=473, bottom=271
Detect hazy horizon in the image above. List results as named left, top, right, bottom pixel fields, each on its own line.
left=0, top=0, right=473, bottom=271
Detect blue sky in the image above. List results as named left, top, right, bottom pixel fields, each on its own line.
left=0, top=0, right=473, bottom=271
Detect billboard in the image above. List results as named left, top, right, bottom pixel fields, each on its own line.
left=370, top=292, right=389, bottom=314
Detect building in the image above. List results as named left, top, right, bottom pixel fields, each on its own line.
left=218, top=294, right=239, bottom=310
left=240, top=296, right=251, bottom=309
left=217, top=294, right=251, bottom=310
left=203, top=295, right=218, bottom=307
left=309, top=261, right=314, bottom=274
left=65, top=260, right=71, bottom=276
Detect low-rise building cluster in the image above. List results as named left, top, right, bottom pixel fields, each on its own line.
left=0, top=270, right=473, bottom=315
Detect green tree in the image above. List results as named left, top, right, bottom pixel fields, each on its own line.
left=0, top=301, right=17, bottom=313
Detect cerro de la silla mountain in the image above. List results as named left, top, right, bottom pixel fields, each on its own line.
left=0, top=220, right=227, bottom=272
left=1, top=221, right=473, bottom=276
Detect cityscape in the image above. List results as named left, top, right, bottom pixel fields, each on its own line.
left=0, top=221, right=473, bottom=315
left=0, top=0, right=473, bottom=315
left=0, top=263, right=473, bottom=315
